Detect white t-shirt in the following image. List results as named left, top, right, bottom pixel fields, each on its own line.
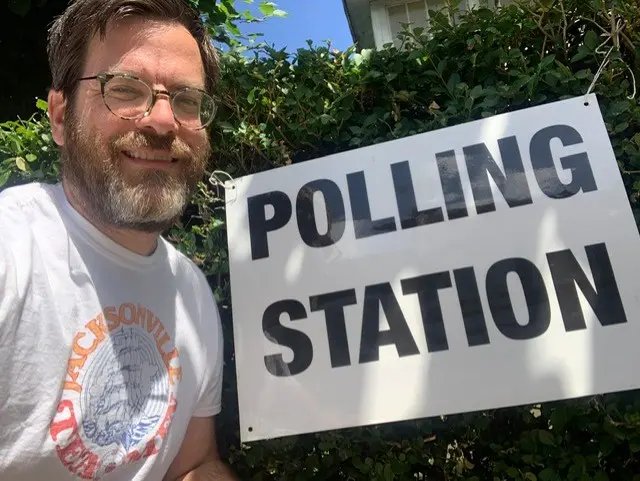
left=0, top=182, right=224, bottom=480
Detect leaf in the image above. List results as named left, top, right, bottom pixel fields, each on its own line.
left=383, top=463, right=393, bottom=481
left=538, top=430, right=555, bottom=446
left=319, top=114, right=335, bottom=125
left=470, top=85, right=484, bottom=99
left=0, top=170, right=11, bottom=187
left=540, top=54, right=556, bottom=69
left=15, top=157, right=27, bottom=172
left=221, top=0, right=239, bottom=15
left=465, top=96, right=474, bottom=110
left=363, top=114, right=378, bottom=127
left=513, top=75, right=534, bottom=90
left=259, top=1, right=276, bottom=16
left=567, top=463, right=583, bottom=480
left=603, top=419, right=626, bottom=440
left=524, top=473, right=537, bottom=481
left=447, top=73, right=461, bottom=94
left=360, top=49, right=374, bottom=62
left=584, top=30, right=599, bottom=51
left=609, top=101, right=629, bottom=116
left=8, top=0, right=31, bottom=17
left=25, top=153, right=37, bottom=163
left=539, top=468, right=556, bottom=481
left=614, top=122, right=629, bottom=133
left=225, top=19, right=241, bottom=36
left=36, top=99, right=48, bottom=111
left=571, top=47, right=591, bottom=63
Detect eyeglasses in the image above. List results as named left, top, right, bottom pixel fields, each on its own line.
left=78, top=72, right=217, bottom=130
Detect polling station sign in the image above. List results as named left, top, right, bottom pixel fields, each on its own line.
left=225, top=94, right=640, bottom=443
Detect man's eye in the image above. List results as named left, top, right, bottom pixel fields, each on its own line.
left=176, top=97, right=200, bottom=112
left=108, top=87, right=144, bottom=99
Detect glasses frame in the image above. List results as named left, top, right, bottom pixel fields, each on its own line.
left=78, top=72, right=216, bottom=130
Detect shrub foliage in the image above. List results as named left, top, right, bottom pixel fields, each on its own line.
left=2, top=0, right=640, bottom=479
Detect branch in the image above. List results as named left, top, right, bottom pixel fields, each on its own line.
left=520, top=3, right=555, bottom=52
left=559, top=0, right=567, bottom=55
left=619, top=31, right=637, bottom=59
left=577, top=16, right=610, bottom=36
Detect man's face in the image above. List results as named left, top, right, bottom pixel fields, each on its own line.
left=57, top=17, right=211, bottom=232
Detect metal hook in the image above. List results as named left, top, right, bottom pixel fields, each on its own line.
left=584, top=18, right=636, bottom=105
left=208, top=170, right=237, bottom=206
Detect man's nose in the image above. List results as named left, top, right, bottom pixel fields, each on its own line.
left=136, top=94, right=179, bottom=136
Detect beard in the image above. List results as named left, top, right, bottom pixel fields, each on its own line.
left=60, top=109, right=210, bottom=233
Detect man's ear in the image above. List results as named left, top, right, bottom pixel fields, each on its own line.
left=48, top=89, right=66, bottom=147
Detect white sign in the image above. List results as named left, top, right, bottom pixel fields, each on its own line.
left=225, top=94, right=640, bottom=443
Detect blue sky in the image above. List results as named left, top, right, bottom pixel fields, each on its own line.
left=239, top=0, right=355, bottom=53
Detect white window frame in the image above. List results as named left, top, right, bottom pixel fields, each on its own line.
left=370, top=0, right=483, bottom=49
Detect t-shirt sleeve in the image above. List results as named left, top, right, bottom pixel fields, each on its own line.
left=0, top=236, right=19, bottom=328
left=193, top=274, right=225, bottom=418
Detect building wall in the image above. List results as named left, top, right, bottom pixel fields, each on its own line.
left=370, top=0, right=514, bottom=49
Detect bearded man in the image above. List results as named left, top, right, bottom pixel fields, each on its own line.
left=0, top=1, right=239, bottom=480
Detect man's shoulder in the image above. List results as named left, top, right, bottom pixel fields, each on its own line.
left=160, top=237, right=213, bottom=291
left=0, top=181, right=58, bottom=217
left=0, top=182, right=63, bottom=294
left=0, top=182, right=61, bottom=234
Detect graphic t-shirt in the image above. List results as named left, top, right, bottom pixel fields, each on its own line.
left=0, top=182, right=224, bottom=480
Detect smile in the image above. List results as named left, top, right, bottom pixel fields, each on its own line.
left=123, top=150, right=178, bottom=163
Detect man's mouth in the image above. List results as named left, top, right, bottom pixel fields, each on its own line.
left=123, top=150, right=179, bottom=163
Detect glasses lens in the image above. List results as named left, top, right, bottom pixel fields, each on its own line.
left=103, top=76, right=152, bottom=119
left=172, top=90, right=216, bottom=129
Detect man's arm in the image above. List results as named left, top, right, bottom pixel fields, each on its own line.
left=163, top=415, right=238, bottom=481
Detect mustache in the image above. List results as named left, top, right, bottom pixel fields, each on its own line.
left=110, top=131, right=193, bottom=158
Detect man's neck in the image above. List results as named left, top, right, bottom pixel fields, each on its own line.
left=62, top=181, right=160, bottom=257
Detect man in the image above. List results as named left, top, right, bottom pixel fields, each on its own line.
left=0, top=0, right=238, bottom=479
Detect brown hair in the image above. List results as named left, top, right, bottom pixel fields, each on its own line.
left=47, top=0, right=219, bottom=103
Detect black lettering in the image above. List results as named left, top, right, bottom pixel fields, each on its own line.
left=547, top=243, right=627, bottom=330
left=463, top=137, right=533, bottom=214
left=391, top=160, right=444, bottom=229
left=436, top=150, right=468, bottom=220
left=296, top=179, right=346, bottom=248
left=262, top=300, right=312, bottom=377
left=530, top=124, right=597, bottom=199
left=401, top=272, right=451, bottom=352
left=347, top=171, right=397, bottom=238
left=309, top=289, right=358, bottom=368
left=453, top=267, right=490, bottom=346
left=247, top=191, right=292, bottom=260
left=486, top=258, right=551, bottom=340
left=359, top=283, right=419, bottom=363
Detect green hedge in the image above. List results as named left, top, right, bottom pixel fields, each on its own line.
left=2, top=1, right=640, bottom=479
